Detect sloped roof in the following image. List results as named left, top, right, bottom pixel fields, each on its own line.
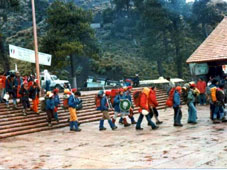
left=186, top=17, right=227, bottom=63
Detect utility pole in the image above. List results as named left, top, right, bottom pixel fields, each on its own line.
left=31, top=0, right=41, bottom=88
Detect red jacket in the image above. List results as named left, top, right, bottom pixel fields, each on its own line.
left=0, top=76, right=6, bottom=89
left=148, top=89, right=158, bottom=108
left=196, top=81, right=206, bottom=94
left=139, top=93, right=149, bottom=112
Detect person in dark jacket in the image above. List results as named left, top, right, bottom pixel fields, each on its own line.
left=29, top=82, right=40, bottom=114
left=173, top=86, right=183, bottom=127
left=45, top=92, right=55, bottom=127
left=187, top=84, right=197, bottom=124
left=214, top=84, right=226, bottom=123
left=68, top=88, right=81, bottom=132
left=113, top=88, right=130, bottom=127
left=5, top=74, right=17, bottom=109
left=53, top=88, right=60, bottom=123
left=19, top=81, right=30, bottom=116
left=124, top=86, right=136, bottom=124
left=97, top=90, right=117, bottom=131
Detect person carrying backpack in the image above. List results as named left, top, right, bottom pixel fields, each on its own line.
left=213, top=84, right=226, bottom=123
left=187, top=84, right=197, bottom=124
left=148, top=86, right=163, bottom=125
left=136, top=87, right=158, bottom=130
left=97, top=90, right=117, bottom=131
left=45, top=91, right=55, bottom=127
left=113, top=88, right=131, bottom=127
left=19, top=81, right=30, bottom=116
left=207, top=79, right=218, bottom=120
left=173, top=86, right=183, bottom=127
left=5, top=73, right=17, bottom=109
left=68, top=88, right=81, bottom=132
left=124, top=86, right=136, bottom=124
left=29, top=82, right=40, bottom=115
left=53, top=88, right=60, bottom=123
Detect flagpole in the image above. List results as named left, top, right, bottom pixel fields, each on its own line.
left=31, top=0, right=41, bottom=88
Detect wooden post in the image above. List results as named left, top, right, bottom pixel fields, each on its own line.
left=31, top=0, right=41, bottom=88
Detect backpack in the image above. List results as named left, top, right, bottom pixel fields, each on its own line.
left=166, top=88, right=175, bottom=107
left=41, top=98, right=46, bottom=111
left=110, top=89, right=118, bottom=107
left=95, top=95, right=102, bottom=108
left=133, top=91, right=142, bottom=107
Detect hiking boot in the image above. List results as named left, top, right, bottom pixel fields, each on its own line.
left=112, top=126, right=117, bottom=131
left=131, top=120, right=137, bottom=124
left=75, top=128, right=81, bottom=132
left=174, top=123, right=183, bottom=127
left=136, top=127, right=143, bottom=130
left=123, top=118, right=131, bottom=127
left=156, top=121, right=163, bottom=125
left=213, top=119, right=221, bottom=124
left=152, top=126, right=159, bottom=130
left=99, top=127, right=107, bottom=131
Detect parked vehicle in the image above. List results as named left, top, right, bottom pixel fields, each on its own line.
left=40, top=74, right=70, bottom=90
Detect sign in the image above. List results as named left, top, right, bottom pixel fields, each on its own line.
left=9, top=44, right=52, bottom=66
left=189, top=63, right=208, bottom=76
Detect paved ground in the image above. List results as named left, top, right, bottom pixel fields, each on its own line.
left=0, top=105, right=227, bottom=169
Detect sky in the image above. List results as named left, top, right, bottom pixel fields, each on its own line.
left=186, top=0, right=227, bottom=2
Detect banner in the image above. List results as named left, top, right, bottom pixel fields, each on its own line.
left=9, top=44, right=52, bottom=66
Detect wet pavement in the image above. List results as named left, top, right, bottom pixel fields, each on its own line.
left=0, top=105, right=227, bottom=169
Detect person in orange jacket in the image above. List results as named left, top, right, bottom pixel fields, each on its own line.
left=135, top=87, right=159, bottom=130
left=196, top=78, right=207, bottom=105
left=148, top=86, right=163, bottom=125
left=29, top=82, right=40, bottom=115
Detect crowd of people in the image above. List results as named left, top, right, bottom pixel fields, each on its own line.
left=0, top=71, right=226, bottom=132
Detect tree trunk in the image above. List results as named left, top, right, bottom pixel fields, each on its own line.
left=70, top=55, right=77, bottom=88
left=0, top=34, right=10, bottom=71
left=172, top=20, right=182, bottom=78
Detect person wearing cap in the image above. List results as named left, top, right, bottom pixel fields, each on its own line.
left=136, top=87, right=158, bottom=130
left=53, top=88, right=60, bottom=123
left=187, top=84, right=197, bottom=124
left=5, top=73, right=17, bottom=109
left=97, top=90, right=117, bottom=131
left=124, top=86, right=136, bottom=124
left=68, top=88, right=81, bottom=132
left=173, top=86, right=183, bottom=127
left=148, top=86, right=163, bottom=125
left=45, top=91, right=55, bottom=127
left=114, top=88, right=131, bottom=127
left=19, top=81, right=30, bottom=116
left=29, top=82, right=40, bottom=114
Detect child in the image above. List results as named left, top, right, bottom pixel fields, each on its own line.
left=19, top=81, right=30, bottom=116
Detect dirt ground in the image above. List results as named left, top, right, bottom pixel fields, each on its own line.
left=0, top=105, right=227, bottom=169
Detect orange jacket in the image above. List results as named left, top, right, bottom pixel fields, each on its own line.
left=196, top=81, right=206, bottom=94
left=148, top=89, right=158, bottom=108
